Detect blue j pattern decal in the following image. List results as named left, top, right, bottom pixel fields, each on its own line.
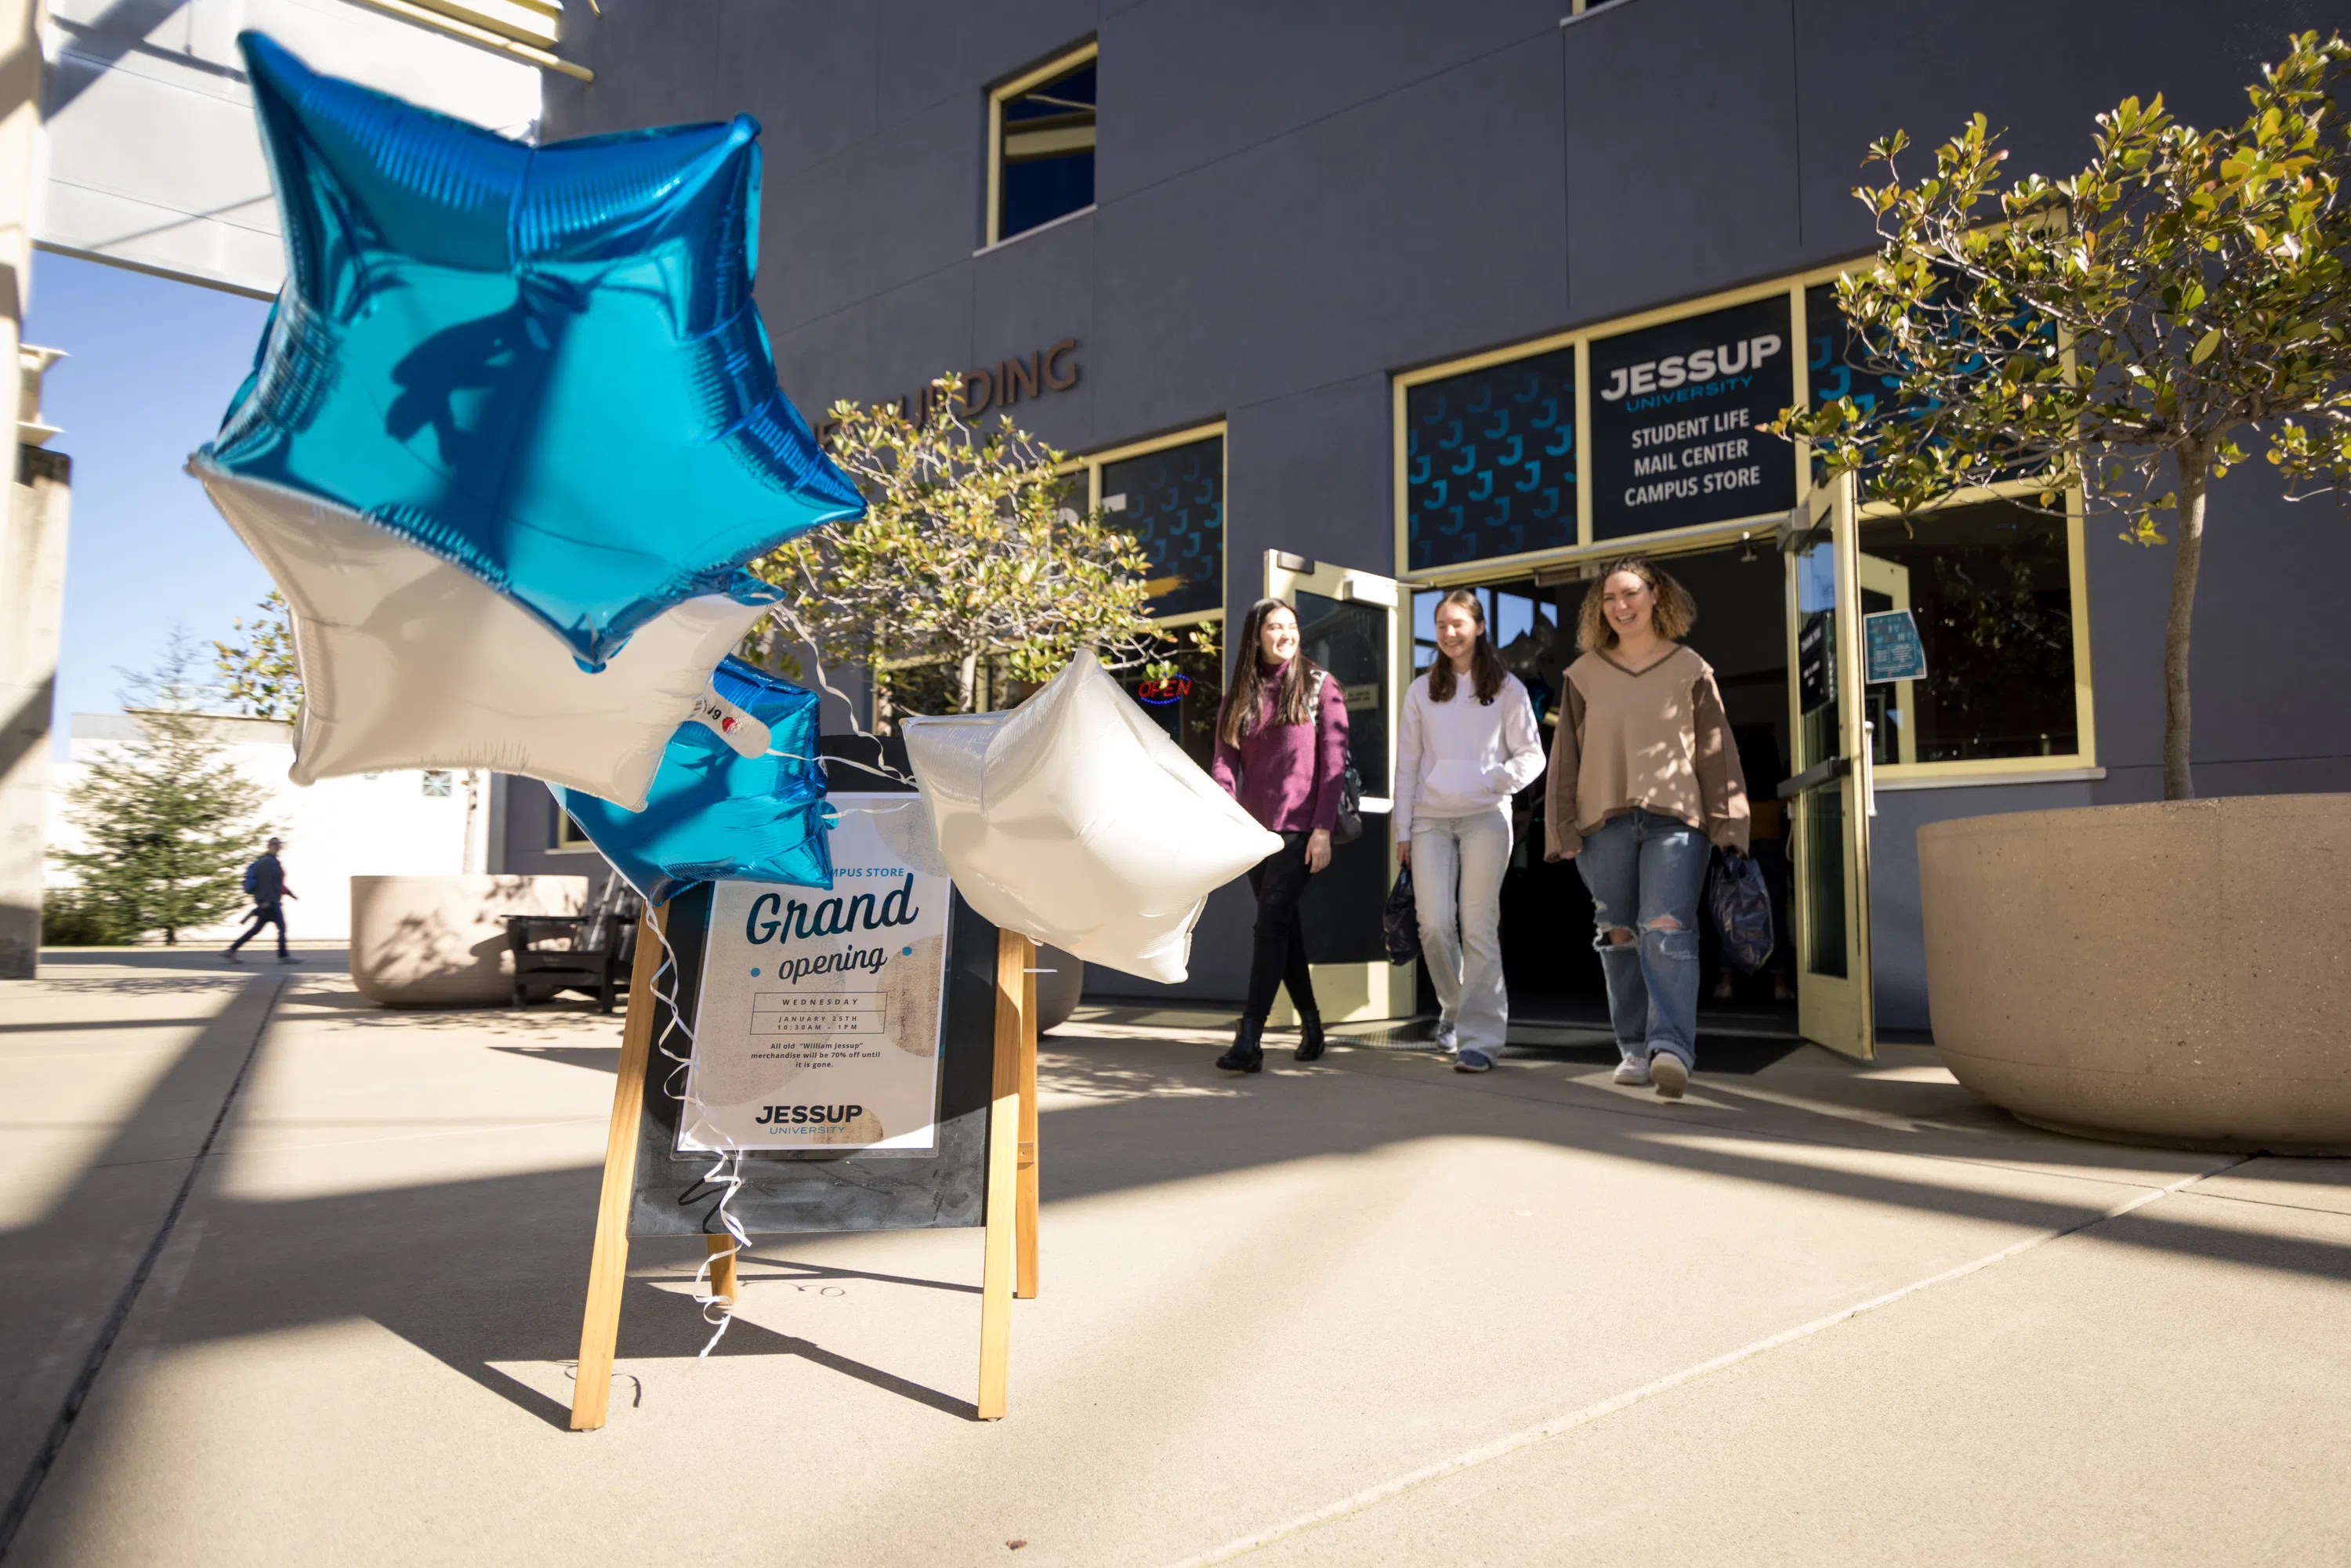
left=1407, top=346, right=1577, bottom=570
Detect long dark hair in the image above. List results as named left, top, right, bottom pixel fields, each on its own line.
left=1427, top=588, right=1508, bottom=705
left=1220, top=597, right=1322, bottom=748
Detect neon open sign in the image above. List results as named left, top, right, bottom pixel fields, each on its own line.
left=1136, top=675, right=1192, bottom=705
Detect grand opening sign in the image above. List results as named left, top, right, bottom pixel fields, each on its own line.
left=678, top=803, right=953, bottom=1153
left=1589, top=295, right=1797, bottom=540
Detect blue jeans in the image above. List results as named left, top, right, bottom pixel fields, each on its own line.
left=1574, top=810, right=1710, bottom=1070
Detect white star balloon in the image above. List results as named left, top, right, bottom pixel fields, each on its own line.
left=195, top=460, right=777, bottom=809
left=902, top=651, right=1280, bottom=983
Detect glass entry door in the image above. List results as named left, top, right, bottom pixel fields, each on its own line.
left=1784, top=474, right=1876, bottom=1059
left=1262, top=550, right=1412, bottom=1023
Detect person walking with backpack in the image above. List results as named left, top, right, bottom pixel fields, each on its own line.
left=1209, top=597, right=1349, bottom=1073
left=225, top=836, right=299, bottom=964
left=1394, top=590, right=1546, bottom=1072
left=1545, top=557, right=1749, bottom=1099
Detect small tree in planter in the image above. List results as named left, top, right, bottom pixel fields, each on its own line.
left=746, top=375, right=1213, bottom=728
left=1778, top=31, right=2351, bottom=800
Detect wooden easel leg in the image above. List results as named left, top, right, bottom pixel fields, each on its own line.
left=571, top=907, right=667, bottom=1432
left=976, top=927, right=1027, bottom=1419
left=706, top=1233, right=739, bottom=1308
left=1015, top=936, right=1040, bottom=1300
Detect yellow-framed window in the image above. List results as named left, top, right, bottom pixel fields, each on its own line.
left=1390, top=261, right=2099, bottom=784
left=554, top=809, right=597, bottom=851
left=986, top=43, right=1097, bottom=248
left=1068, top=423, right=1227, bottom=766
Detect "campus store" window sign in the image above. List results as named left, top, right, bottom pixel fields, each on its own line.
left=1588, top=295, right=1795, bottom=539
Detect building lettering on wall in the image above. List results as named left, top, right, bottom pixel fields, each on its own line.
left=816, top=338, right=1081, bottom=444
left=1589, top=296, right=1795, bottom=539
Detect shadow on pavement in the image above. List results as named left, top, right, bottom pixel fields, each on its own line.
left=7, top=969, right=2347, bottom=1519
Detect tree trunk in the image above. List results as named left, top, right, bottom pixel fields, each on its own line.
left=2163, top=449, right=2207, bottom=802
left=955, top=649, right=978, bottom=715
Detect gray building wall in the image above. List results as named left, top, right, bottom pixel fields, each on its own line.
left=543, top=0, right=2351, bottom=1029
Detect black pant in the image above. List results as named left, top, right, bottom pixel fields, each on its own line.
left=1244, top=831, right=1319, bottom=1024
left=229, top=902, right=287, bottom=957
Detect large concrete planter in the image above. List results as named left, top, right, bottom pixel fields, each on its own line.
left=1036, top=943, right=1082, bottom=1034
left=1920, top=795, right=2351, bottom=1153
left=350, top=875, right=587, bottom=1007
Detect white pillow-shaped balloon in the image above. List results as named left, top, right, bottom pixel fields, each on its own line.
left=903, top=650, right=1280, bottom=983
left=195, top=461, right=773, bottom=810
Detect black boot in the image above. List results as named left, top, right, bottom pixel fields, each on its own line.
left=1216, top=1018, right=1265, bottom=1074
left=1295, top=1009, right=1325, bottom=1063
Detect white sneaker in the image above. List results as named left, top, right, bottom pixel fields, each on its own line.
left=1433, top=1022, right=1458, bottom=1056
left=1650, top=1052, right=1690, bottom=1099
left=1612, top=1057, right=1651, bottom=1086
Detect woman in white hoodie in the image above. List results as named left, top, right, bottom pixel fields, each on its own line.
left=1394, top=589, right=1548, bottom=1071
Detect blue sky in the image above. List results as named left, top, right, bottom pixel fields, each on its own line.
left=26, top=252, right=275, bottom=751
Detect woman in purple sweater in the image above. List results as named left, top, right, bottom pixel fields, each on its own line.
left=1209, top=597, right=1351, bottom=1073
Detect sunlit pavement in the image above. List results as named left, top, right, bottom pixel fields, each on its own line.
left=2, top=952, right=2346, bottom=1566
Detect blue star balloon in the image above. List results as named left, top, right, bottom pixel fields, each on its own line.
left=555, top=658, right=834, bottom=904
left=201, top=33, right=864, bottom=671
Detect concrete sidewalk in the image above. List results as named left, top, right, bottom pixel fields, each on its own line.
left=1, top=951, right=2346, bottom=1566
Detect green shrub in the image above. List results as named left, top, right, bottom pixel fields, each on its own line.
left=42, top=886, right=139, bottom=947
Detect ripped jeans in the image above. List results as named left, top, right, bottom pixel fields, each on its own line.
left=1574, top=809, right=1712, bottom=1070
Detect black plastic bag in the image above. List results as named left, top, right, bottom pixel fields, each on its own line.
left=1382, top=867, right=1420, bottom=965
left=1708, top=849, right=1774, bottom=976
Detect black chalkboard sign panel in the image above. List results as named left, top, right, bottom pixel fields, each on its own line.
left=1590, top=293, right=1797, bottom=540
left=626, top=882, right=1000, bottom=1237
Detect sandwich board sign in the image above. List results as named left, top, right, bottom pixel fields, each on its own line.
left=571, top=795, right=1041, bottom=1427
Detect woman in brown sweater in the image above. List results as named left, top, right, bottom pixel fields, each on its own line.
left=1543, top=556, right=1749, bottom=1099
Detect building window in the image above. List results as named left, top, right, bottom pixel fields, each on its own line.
left=1117, top=631, right=1224, bottom=772
left=1072, top=425, right=1225, bottom=766
left=555, top=809, right=595, bottom=849
left=1857, top=500, right=2085, bottom=768
left=1099, top=435, right=1223, bottom=621
left=421, top=770, right=453, bottom=797
left=1405, top=347, right=1578, bottom=570
left=990, top=45, right=1096, bottom=246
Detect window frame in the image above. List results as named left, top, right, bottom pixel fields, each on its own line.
left=552, top=806, right=599, bottom=853
left=1070, top=421, right=1230, bottom=636
left=986, top=42, right=1099, bottom=250
left=1391, top=260, right=2097, bottom=784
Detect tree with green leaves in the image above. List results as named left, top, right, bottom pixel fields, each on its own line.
left=747, top=375, right=1212, bottom=726
left=212, top=588, right=302, bottom=722
left=56, top=636, right=272, bottom=945
left=1777, top=31, right=2351, bottom=800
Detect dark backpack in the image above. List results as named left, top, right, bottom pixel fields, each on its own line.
left=242, top=860, right=261, bottom=896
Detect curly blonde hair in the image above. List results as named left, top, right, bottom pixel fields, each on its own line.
left=1575, top=556, right=1698, bottom=652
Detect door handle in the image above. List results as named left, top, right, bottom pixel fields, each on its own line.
left=1775, top=755, right=1853, bottom=800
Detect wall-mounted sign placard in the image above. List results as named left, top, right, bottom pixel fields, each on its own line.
left=1591, top=295, right=1795, bottom=540
left=1864, top=609, right=1928, bottom=684
left=678, top=806, right=953, bottom=1153
left=1798, top=612, right=1835, bottom=715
